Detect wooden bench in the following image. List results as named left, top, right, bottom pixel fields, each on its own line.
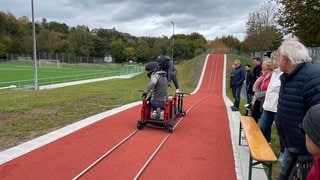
left=239, top=116, right=277, bottom=180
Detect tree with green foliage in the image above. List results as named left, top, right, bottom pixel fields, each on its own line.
left=244, top=2, right=283, bottom=54
left=37, top=29, right=60, bottom=53
left=68, top=25, right=94, bottom=57
left=0, top=36, right=11, bottom=57
left=123, top=47, right=135, bottom=62
left=0, top=12, right=30, bottom=57
left=272, top=0, right=320, bottom=47
left=110, top=39, right=125, bottom=63
left=92, top=36, right=109, bottom=57
left=151, top=37, right=169, bottom=59
left=135, top=39, right=151, bottom=63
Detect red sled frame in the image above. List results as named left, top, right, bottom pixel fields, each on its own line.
left=137, top=92, right=189, bottom=133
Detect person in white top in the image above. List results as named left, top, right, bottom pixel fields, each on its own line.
left=259, top=52, right=284, bottom=161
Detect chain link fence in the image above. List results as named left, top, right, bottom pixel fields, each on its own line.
left=5, top=52, right=108, bottom=64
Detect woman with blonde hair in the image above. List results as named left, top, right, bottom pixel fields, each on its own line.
left=251, top=57, right=274, bottom=122
left=259, top=52, right=285, bottom=161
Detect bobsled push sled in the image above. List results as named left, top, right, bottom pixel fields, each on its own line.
left=137, top=91, right=189, bottom=133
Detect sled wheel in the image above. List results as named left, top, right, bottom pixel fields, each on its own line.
left=137, top=121, right=144, bottom=129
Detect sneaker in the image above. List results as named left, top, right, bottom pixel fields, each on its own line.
left=151, top=110, right=157, bottom=119
left=175, top=89, right=180, bottom=93
left=155, top=108, right=161, bottom=120
left=160, top=110, right=164, bottom=119
left=244, top=104, right=250, bottom=108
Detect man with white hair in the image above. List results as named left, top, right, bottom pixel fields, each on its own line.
left=275, top=38, right=320, bottom=179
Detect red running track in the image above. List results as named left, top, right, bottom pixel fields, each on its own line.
left=0, top=54, right=237, bottom=180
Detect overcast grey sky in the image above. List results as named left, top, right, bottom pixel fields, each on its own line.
left=1, top=0, right=266, bottom=41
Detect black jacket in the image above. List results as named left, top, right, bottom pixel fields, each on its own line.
left=252, top=64, right=262, bottom=83
left=246, top=69, right=254, bottom=94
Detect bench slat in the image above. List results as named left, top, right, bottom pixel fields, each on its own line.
left=240, top=116, right=277, bottom=162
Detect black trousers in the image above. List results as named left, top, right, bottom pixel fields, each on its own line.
left=251, top=100, right=262, bottom=122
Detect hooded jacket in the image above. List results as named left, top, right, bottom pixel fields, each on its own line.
left=145, top=70, right=168, bottom=102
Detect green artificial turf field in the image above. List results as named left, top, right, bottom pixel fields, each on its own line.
left=0, top=60, right=143, bottom=88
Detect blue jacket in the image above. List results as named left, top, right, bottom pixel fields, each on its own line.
left=276, top=62, right=320, bottom=155
left=231, top=65, right=245, bottom=87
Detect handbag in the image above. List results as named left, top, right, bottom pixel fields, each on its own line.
left=278, top=148, right=313, bottom=180
left=254, top=89, right=266, bottom=101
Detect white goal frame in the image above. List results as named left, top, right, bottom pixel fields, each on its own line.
left=38, top=59, right=61, bottom=68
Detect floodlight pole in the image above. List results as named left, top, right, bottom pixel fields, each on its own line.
left=31, top=0, right=38, bottom=90
left=171, top=21, right=175, bottom=62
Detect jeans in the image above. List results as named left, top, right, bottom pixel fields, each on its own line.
left=231, top=87, right=236, bottom=99
left=151, top=100, right=164, bottom=110
left=246, top=85, right=252, bottom=104
left=232, top=85, right=242, bottom=108
left=260, top=110, right=276, bottom=142
left=260, top=110, right=285, bottom=156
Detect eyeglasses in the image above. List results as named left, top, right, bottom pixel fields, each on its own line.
left=299, top=124, right=305, bottom=135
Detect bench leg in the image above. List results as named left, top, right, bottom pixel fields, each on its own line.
left=248, top=156, right=253, bottom=180
left=266, top=163, right=273, bottom=180
left=239, top=122, right=242, bottom=145
left=248, top=156, right=274, bottom=180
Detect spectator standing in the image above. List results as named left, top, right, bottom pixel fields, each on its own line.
left=302, top=104, right=320, bottom=180
left=275, top=38, right=320, bottom=180
left=252, top=57, right=262, bottom=84
left=230, top=63, right=236, bottom=98
left=251, top=57, right=262, bottom=121
left=259, top=52, right=284, bottom=161
left=244, top=64, right=254, bottom=108
left=251, top=58, right=273, bottom=122
left=231, top=60, right=246, bottom=111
